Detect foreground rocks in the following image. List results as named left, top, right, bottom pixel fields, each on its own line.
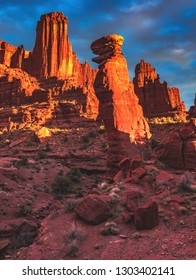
left=75, top=194, right=111, bottom=224
left=134, top=200, right=159, bottom=230
left=91, top=34, right=151, bottom=171
left=159, top=119, right=196, bottom=169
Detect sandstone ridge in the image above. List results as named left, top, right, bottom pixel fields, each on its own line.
left=133, top=59, right=186, bottom=118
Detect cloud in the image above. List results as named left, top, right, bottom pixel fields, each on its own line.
left=122, top=0, right=161, bottom=13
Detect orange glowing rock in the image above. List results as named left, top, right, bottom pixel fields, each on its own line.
left=91, top=34, right=151, bottom=171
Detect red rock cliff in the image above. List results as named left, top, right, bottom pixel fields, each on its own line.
left=0, top=40, right=25, bottom=68
left=133, top=59, right=186, bottom=117
left=91, top=34, right=151, bottom=171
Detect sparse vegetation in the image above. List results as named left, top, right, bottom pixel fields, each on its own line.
left=65, top=222, right=86, bottom=257
left=64, top=198, right=79, bottom=212
left=100, top=222, right=120, bottom=236
left=177, top=172, right=194, bottom=192
left=151, top=138, right=161, bottom=150
left=37, top=150, right=47, bottom=159
left=16, top=204, right=33, bottom=217
left=148, top=116, right=188, bottom=125
left=51, top=168, right=82, bottom=197
left=0, top=183, right=9, bottom=192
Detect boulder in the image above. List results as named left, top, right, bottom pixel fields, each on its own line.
left=159, top=120, right=196, bottom=170
left=134, top=200, right=159, bottom=230
left=74, top=194, right=111, bottom=224
left=131, top=167, right=146, bottom=183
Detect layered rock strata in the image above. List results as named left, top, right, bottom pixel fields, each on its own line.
left=133, top=59, right=186, bottom=117
left=91, top=34, right=151, bottom=171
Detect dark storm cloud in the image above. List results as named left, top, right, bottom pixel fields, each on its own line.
left=0, top=0, right=195, bottom=107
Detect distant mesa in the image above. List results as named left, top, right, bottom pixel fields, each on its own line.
left=133, top=59, right=186, bottom=118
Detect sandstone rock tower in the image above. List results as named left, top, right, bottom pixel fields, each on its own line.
left=133, top=59, right=186, bottom=117
left=91, top=34, right=151, bottom=171
left=30, top=12, right=73, bottom=78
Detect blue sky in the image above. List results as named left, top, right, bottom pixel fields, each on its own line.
left=0, top=0, right=196, bottom=108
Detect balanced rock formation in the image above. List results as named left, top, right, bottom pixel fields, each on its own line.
left=91, top=34, right=151, bottom=171
left=158, top=119, right=196, bottom=169
left=133, top=59, right=186, bottom=117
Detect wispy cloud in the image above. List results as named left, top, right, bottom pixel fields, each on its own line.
left=122, top=0, right=161, bottom=13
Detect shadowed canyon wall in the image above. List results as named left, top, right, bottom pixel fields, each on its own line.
left=133, top=59, right=186, bottom=117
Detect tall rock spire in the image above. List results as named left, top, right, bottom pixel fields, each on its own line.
left=31, top=12, right=73, bottom=78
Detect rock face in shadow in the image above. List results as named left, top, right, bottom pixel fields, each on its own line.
left=133, top=59, right=186, bottom=117
left=91, top=34, right=151, bottom=171
left=188, top=94, right=196, bottom=119
left=158, top=119, right=196, bottom=169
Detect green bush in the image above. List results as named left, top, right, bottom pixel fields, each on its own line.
left=16, top=204, right=32, bottom=217
left=51, top=168, right=82, bottom=196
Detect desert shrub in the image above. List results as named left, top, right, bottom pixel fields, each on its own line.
left=81, top=131, right=97, bottom=143
left=100, top=222, right=120, bottom=236
left=151, top=138, right=161, bottom=150
left=110, top=205, right=123, bottom=218
left=67, top=168, right=82, bottom=183
left=81, top=135, right=89, bottom=143
left=64, top=198, right=79, bottom=212
left=51, top=168, right=82, bottom=196
left=65, top=222, right=86, bottom=257
left=0, top=183, right=9, bottom=192
left=101, top=142, right=108, bottom=152
left=178, top=172, right=193, bottom=192
left=37, top=150, right=47, bottom=159
left=63, top=135, right=69, bottom=142
left=109, top=192, right=119, bottom=204
left=18, top=231, right=37, bottom=247
left=87, top=131, right=97, bottom=138
left=16, top=204, right=33, bottom=217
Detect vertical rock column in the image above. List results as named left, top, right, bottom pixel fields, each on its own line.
left=31, top=12, right=73, bottom=78
left=91, top=34, right=151, bottom=172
